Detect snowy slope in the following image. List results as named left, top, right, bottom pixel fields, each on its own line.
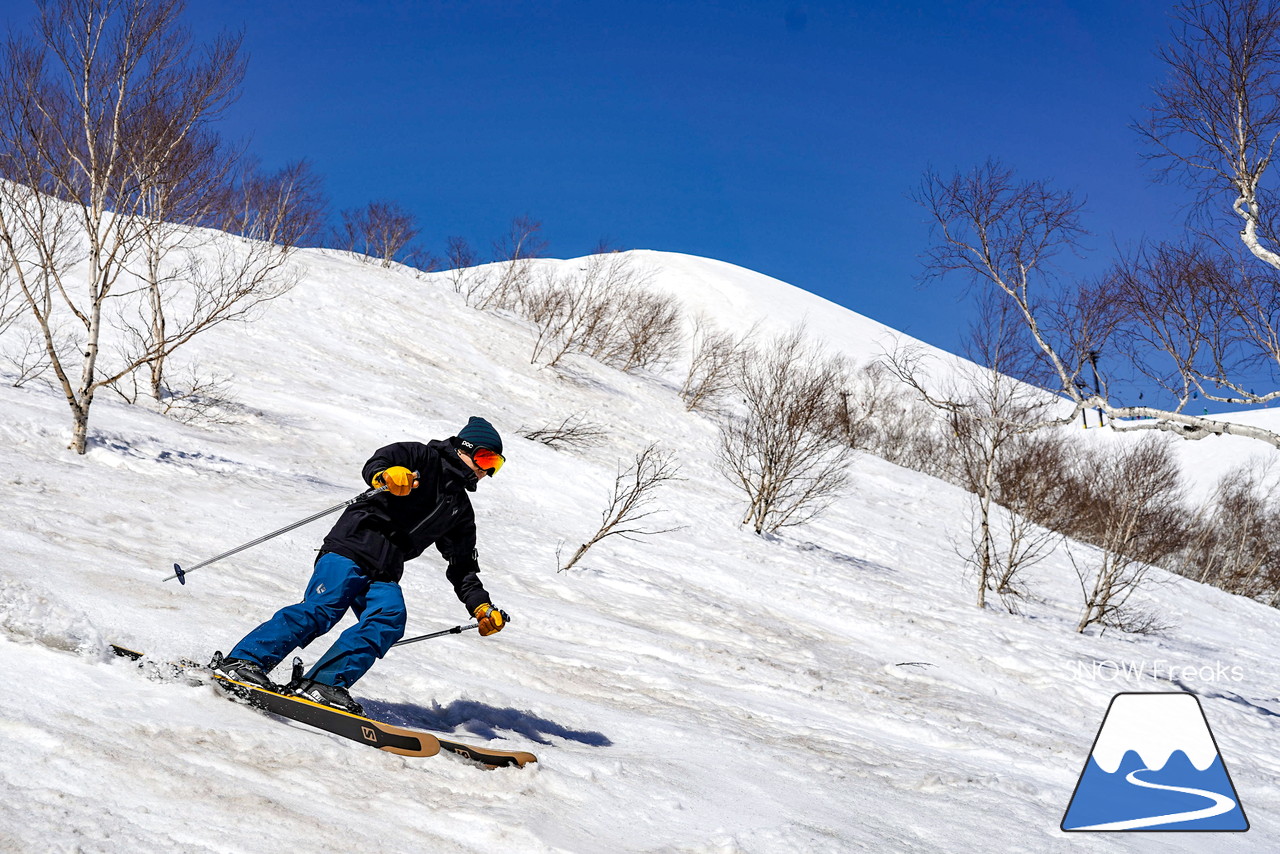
left=633, top=249, right=915, bottom=359
left=1, top=247, right=1278, bottom=853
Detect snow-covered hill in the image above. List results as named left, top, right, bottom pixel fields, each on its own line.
left=1, top=247, right=1277, bottom=852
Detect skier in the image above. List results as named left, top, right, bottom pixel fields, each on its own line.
left=212, top=416, right=509, bottom=715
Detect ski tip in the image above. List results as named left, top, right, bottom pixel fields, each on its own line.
left=110, top=644, right=144, bottom=661
left=505, top=752, right=538, bottom=769
left=173, top=563, right=186, bottom=585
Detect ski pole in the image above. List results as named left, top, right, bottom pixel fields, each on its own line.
left=163, top=480, right=402, bottom=585
left=393, top=622, right=481, bottom=647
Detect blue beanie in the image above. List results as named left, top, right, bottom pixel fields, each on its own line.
left=456, top=416, right=503, bottom=455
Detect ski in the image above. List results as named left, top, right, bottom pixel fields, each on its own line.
left=111, top=644, right=144, bottom=660
left=111, top=645, right=537, bottom=768
left=212, top=672, right=442, bottom=758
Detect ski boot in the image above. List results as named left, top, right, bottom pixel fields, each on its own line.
left=209, top=651, right=278, bottom=692
left=290, top=677, right=365, bottom=716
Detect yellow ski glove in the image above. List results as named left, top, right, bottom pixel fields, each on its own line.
left=473, top=603, right=508, bottom=636
left=373, top=466, right=417, bottom=496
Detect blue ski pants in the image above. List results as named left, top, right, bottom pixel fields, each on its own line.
left=228, top=552, right=407, bottom=688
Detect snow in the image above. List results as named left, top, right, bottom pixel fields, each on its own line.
left=1, top=245, right=1278, bottom=852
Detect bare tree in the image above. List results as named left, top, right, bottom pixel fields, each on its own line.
left=475, top=215, right=546, bottom=311
left=518, top=412, right=609, bottom=450
left=522, top=253, right=677, bottom=372
left=125, top=124, right=233, bottom=400
left=718, top=327, right=854, bottom=535
left=559, top=444, right=683, bottom=571
left=917, top=161, right=1089, bottom=406
left=115, top=119, right=322, bottom=407
left=0, top=180, right=78, bottom=390
left=891, top=297, right=1061, bottom=611
left=680, top=314, right=756, bottom=412
left=1139, top=0, right=1280, bottom=271
left=493, top=214, right=549, bottom=266
left=613, top=287, right=684, bottom=372
left=1065, top=0, right=1280, bottom=435
left=443, top=235, right=491, bottom=302
left=1179, top=463, right=1280, bottom=601
left=122, top=157, right=322, bottom=406
left=0, top=0, right=271, bottom=453
left=917, top=160, right=1280, bottom=448
left=834, top=360, right=906, bottom=451
left=1102, top=243, right=1229, bottom=411
left=522, top=267, right=573, bottom=365
left=224, top=158, right=328, bottom=249
left=948, top=389, right=1054, bottom=611
left=336, top=199, right=420, bottom=268
left=1070, top=438, right=1188, bottom=634
left=843, top=366, right=951, bottom=478
left=1103, top=235, right=1280, bottom=425
left=0, top=237, right=50, bottom=385
left=981, top=433, right=1076, bottom=611
left=401, top=244, right=439, bottom=276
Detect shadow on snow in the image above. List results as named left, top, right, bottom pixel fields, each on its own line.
left=364, top=697, right=613, bottom=747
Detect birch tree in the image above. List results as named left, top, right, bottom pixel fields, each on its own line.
left=891, top=294, right=1063, bottom=611
left=1070, top=439, right=1187, bottom=634
left=916, top=1, right=1280, bottom=449
left=680, top=314, right=756, bottom=413
left=1140, top=0, right=1280, bottom=270
left=475, top=215, right=546, bottom=311
left=917, top=160, right=1280, bottom=448
left=0, top=0, right=319, bottom=449
left=523, top=252, right=679, bottom=372
left=124, top=126, right=232, bottom=401
left=1099, top=0, right=1280, bottom=437
left=127, top=156, right=322, bottom=409
left=0, top=0, right=243, bottom=452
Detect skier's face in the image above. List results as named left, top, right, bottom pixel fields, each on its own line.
left=457, top=449, right=490, bottom=480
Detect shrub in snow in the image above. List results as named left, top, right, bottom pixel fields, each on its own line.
left=717, top=326, right=854, bottom=535
left=559, top=443, right=682, bottom=572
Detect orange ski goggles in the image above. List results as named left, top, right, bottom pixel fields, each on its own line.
left=470, top=446, right=505, bottom=477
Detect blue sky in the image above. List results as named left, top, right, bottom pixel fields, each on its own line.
left=13, top=1, right=1197, bottom=360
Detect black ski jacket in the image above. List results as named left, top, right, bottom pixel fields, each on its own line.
left=321, top=439, right=491, bottom=614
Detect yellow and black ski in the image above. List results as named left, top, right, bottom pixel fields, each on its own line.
left=210, top=671, right=444, bottom=757
left=112, top=645, right=537, bottom=768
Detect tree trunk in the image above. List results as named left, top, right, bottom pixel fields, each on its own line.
left=70, top=254, right=106, bottom=455
left=69, top=402, right=90, bottom=454
left=148, top=248, right=166, bottom=401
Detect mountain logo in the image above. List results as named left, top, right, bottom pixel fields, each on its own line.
left=1062, top=692, right=1248, bottom=832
